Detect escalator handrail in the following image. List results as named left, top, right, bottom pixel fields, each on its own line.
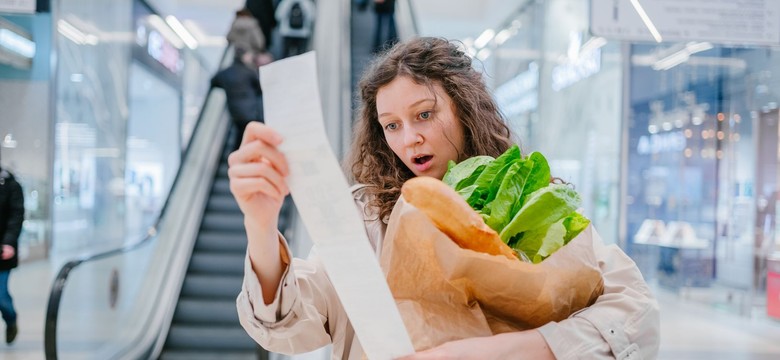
left=44, top=46, right=234, bottom=360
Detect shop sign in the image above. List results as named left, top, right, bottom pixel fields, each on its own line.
left=145, top=29, right=182, bottom=75
left=591, top=0, right=780, bottom=46
left=637, top=131, right=686, bottom=155
left=0, top=0, right=35, bottom=14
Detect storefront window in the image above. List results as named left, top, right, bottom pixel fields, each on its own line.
left=0, top=13, right=53, bottom=262
left=627, top=43, right=780, bottom=317
left=491, top=0, right=623, bottom=245
left=125, top=61, right=181, bottom=239
left=52, top=0, right=133, bottom=256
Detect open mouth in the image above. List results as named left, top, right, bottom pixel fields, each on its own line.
left=413, top=155, right=433, bottom=165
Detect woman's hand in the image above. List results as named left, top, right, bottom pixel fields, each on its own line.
left=397, top=330, right=555, bottom=360
left=228, top=122, right=291, bottom=304
left=228, top=122, right=290, bottom=228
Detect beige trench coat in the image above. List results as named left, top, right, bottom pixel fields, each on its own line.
left=237, top=186, right=660, bottom=359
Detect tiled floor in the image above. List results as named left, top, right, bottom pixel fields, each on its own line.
left=3, top=258, right=780, bottom=360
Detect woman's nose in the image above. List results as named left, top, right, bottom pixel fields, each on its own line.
left=403, top=127, right=423, bottom=146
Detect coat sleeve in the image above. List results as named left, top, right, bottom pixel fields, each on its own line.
left=2, top=181, right=24, bottom=248
left=537, top=228, right=660, bottom=360
left=236, top=233, right=335, bottom=355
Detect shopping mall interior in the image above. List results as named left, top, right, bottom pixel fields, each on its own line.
left=2, top=0, right=780, bottom=359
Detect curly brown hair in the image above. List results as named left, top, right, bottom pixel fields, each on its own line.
left=347, top=37, right=514, bottom=221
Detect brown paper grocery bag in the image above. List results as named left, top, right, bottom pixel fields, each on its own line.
left=380, top=198, right=604, bottom=351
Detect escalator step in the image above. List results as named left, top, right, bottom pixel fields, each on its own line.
left=173, top=298, right=239, bottom=325
left=181, top=274, right=243, bottom=299
left=201, top=213, right=246, bottom=233
left=207, top=195, right=242, bottom=213
left=160, top=350, right=258, bottom=360
left=189, top=253, right=245, bottom=275
left=212, top=178, right=231, bottom=195
left=165, top=325, right=257, bottom=351
left=216, top=163, right=229, bottom=179
left=195, top=232, right=247, bottom=253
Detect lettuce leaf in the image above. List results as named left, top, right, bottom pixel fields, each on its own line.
left=442, top=156, right=494, bottom=190
left=483, top=160, right=533, bottom=232
left=513, top=220, right=566, bottom=264
left=498, top=184, right=580, bottom=243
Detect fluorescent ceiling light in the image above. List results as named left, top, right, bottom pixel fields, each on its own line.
left=474, top=29, right=495, bottom=49
left=653, top=50, right=689, bottom=71
left=580, top=37, right=607, bottom=55
left=630, top=0, right=662, bottom=43
left=476, top=48, right=491, bottom=61
left=494, top=29, right=513, bottom=46
left=652, top=42, right=714, bottom=71
left=165, top=16, right=198, bottom=50
left=182, top=20, right=227, bottom=47
left=0, top=28, right=35, bottom=58
left=686, top=41, right=713, bottom=54
left=57, top=19, right=98, bottom=45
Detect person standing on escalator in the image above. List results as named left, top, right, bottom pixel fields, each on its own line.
left=275, top=0, right=316, bottom=58
left=211, top=47, right=264, bottom=151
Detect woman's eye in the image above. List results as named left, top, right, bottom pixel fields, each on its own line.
left=419, top=111, right=431, bottom=120
left=385, top=123, right=398, bottom=131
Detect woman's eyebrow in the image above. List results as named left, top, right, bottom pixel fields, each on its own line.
left=379, top=98, right=435, bottom=118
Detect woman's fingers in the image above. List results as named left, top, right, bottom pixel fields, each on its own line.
left=230, top=177, right=286, bottom=201
left=243, top=121, right=283, bottom=147
left=228, top=139, right=290, bottom=176
left=229, top=162, right=289, bottom=195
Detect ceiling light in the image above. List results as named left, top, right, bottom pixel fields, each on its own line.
left=165, top=16, right=198, bottom=50
left=580, top=37, right=607, bottom=55
left=652, top=42, right=714, bottom=71
left=494, top=29, right=513, bottom=46
left=653, top=50, right=689, bottom=71
left=476, top=48, right=491, bottom=61
left=474, top=29, right=495, bottom=49
left=630, top=0, right=662, bottom=43
left=0, top=28, right=35, bottom=58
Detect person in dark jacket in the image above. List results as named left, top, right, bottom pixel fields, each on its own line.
left=372, top=0, right=397, bottom=53
left=245, top=0, right=277, bottom=48
left=0, top=158, right=23, bottom=345
left=211, top=47, right=264, bottom=150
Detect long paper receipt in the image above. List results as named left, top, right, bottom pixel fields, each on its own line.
left=260, top=52, right=415, bottom=359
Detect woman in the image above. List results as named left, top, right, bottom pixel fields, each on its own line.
left=230, top=37, right=660, bottom=359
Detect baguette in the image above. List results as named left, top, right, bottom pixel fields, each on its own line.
left=402, top=176, right=518, bottom=260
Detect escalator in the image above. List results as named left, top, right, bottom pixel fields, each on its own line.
left=43, top=47, right=288, bottom=359
left=159, top=131, right=287, bottom=359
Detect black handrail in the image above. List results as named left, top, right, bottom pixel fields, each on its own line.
left=44, top=46, right=233, bottom=360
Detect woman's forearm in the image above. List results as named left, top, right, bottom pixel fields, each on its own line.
left=245, top=218, right=286, bottom=305
left=491, top=330, right=555, bottom=360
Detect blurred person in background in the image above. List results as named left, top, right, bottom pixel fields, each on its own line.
left=275, top=0, right=316, bottom=58
left=372, top=0, right=397, bottom=53
left=245, top=0, right=277, bottom=49
left=0, top=148, right=23, bottom=345
left=211, top=47, right=264, bottom=151
left=227, top=7, right=267, bottom=56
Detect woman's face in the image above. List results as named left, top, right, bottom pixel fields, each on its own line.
left=376, top=76, right=466, bottom=179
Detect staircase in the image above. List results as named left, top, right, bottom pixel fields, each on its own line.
left=160, top=133, right=289, bottom=359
